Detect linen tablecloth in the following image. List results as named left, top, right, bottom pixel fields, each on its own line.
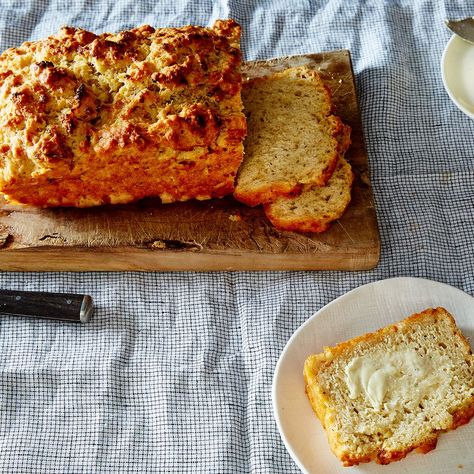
left=0, top=1, right=473, bottom=472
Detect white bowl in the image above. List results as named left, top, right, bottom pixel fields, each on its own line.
left=272, top=277, right=474, bottom=473
left=441, top=34, right=474, bottom=119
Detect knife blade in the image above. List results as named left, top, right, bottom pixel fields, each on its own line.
left=0, top=289, right=93, bottom=323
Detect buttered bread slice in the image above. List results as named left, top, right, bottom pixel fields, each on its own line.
left=234, top=66, right=343, bottom=206
left=304, top=307, right=474, bottom=466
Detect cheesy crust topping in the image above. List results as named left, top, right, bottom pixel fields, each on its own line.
left=0, top=20, right=246, bottom=207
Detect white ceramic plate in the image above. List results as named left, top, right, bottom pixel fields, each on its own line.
left=273, top=277, right=474, bottom=473
left=441, top=34, right=474, bottom=119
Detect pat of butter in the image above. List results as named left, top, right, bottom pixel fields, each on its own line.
left=344, top=350, right=445, bottom=411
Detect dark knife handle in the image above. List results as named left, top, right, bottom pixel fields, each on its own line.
left=0, top=290, right=93, bottom=323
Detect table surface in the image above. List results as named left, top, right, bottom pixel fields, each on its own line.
left=0, top=1, right=473, bottom=473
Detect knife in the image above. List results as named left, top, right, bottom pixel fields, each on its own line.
left=0, top=289, right=93, bottom=323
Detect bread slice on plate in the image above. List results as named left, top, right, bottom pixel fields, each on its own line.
left=234, top=66, right=343, bottom=206
left=304, top=307, right=474, bottom=466
left=264, top=124, right=353, bottom=233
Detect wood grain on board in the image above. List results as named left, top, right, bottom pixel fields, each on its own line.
left=0, top=50, right=380, bottom=271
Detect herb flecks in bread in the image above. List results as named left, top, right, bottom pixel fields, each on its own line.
left=304, top=307, right=474, bottom=466
left=234, top=66, right=343, bottom=207
left=264, top=124, right=353, bottom=233
left=0, top=20, right=246, bottom=207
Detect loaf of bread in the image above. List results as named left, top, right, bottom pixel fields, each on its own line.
left=264, top=124, right=353, bottom=233
left=234, top=67, right=343, bottom=207
left=304, top=307, right=474, bottom=466
left=0, top=20, right=246, bottom=207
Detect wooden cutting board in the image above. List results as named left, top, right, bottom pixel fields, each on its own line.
left=0, top=50, right=380, bottom=271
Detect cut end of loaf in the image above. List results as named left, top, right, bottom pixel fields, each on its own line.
left=264, top=156, right=354, bottom=233
left=234, top=66, right=343, bottom=206
left=304, top=307, right=474, bottom=466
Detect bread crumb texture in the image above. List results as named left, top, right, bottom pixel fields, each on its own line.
left=264, top=124, right=353, bottom=233
left=0, top=20, right=246, bottom=207
left=304, top=307, right=474, bottom=466
left=234, top=66, right=343, bottom=207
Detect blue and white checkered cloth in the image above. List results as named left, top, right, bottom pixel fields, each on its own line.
left=0, top=1, right=473, bottom=472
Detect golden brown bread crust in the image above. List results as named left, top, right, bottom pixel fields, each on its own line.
left=304, top=307, right=474, bottom=467
left=0, top=20, right=246, bottom=207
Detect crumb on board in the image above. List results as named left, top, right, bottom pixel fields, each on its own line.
left=228, top=213, right=241, bottom=222
left=151, top=240, right=167, bottom=249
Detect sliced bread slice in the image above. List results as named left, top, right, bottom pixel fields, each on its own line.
left=264, top=124, right=353, bottom=233
left=234, top=66, right=343, bottom=206
left=304, top=307, right=474, bottom=466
